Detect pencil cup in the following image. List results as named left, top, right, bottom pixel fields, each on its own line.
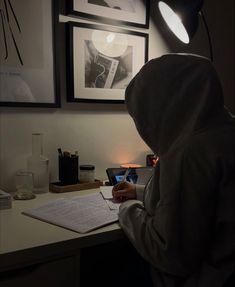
left=59, top=155, right=79, bottom=185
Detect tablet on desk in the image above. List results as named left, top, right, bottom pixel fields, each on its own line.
left=106, top=167, right=153, bottom=186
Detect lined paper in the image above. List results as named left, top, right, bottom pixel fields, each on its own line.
left=23, top=193, right=118, bottom=233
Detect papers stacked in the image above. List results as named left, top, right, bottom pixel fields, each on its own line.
left=23, top=192, right=118, bottom=234
left=0, top=190, right=12, bottom=210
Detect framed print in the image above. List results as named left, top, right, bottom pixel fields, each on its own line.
left=66, top=22, right=148, bottom=103
left=67, top=0, right=150, bottom=29
left=0, top=0, right=60, bottom=107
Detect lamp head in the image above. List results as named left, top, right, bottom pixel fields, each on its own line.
left=158, top=0, right=204, bottom=44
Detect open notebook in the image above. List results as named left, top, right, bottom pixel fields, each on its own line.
left=22, top=191, right=119, bottom=234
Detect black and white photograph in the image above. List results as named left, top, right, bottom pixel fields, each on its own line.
left=0, top=0, right=60, bottom=107
left=67, top=22, right=148, bottom=103
left=87, top=0, right=136, bottom=12
left=85, top=40, right=133, bottom=89
left=67, top=0, right=150, bottom=28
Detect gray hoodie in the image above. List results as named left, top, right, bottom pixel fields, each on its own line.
left=119, top=54, right=235, bottom=287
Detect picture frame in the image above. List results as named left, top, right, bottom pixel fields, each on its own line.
left=66, top=22, right=148, bottom=103
left=0, top=0, right=60, bottom=107
left=66, top=0, right=150, bottom=29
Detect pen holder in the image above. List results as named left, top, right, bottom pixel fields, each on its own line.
left=59, top=155, right=79, bottom=185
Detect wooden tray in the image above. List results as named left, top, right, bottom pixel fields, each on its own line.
left=49, top=180, right=103, bottom=193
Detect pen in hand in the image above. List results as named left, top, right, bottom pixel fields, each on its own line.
left=121, top=168, right=130, bottom=183
left=112, top=168, right=130, bottom=202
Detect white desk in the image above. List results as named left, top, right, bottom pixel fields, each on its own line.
left=0, top=188, right=124, bottom=287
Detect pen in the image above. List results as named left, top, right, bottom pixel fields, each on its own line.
left=58, top=148, right=63, bottom=157
left=63, top=151, right=71, bottom=157
left=116, top=168, right=130, bottom=202
left=122, top=168, right=130, bottom=183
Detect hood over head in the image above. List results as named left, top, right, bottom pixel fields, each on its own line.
left=125, top=54, right=226, bottom=155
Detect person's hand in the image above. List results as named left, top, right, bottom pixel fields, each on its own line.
left=112, top=181, right=136, bottom=202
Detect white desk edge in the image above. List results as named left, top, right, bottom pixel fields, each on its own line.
left=0, top=188, right=124, bottom=272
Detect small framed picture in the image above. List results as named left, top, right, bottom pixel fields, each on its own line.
left=67, top=0, right=150, bottom=29
left=66, top=22, right=148, bottom=103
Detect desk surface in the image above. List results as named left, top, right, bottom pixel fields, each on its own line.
left=0, top=188, right=123, bottom=271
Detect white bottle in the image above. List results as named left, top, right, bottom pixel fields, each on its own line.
left=27, top=133, right=49, bottom=193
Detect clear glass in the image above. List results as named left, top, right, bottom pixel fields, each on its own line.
left=27, top=133, right=49, bottom=193
left=14, top=170, right=35, bottom=200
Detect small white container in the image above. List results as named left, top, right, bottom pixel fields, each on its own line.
left=79, top=165, right=95, bottom=182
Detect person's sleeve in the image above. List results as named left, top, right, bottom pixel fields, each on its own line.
left=118, top=146, right=219, bottom=277
left=135, top=184, right=145, bottom=201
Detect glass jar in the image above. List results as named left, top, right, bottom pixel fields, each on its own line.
left=27, top=133, right=49, bottom=193
left=79, top=165, right=95, bottom=182
left=14, top=170, right=36, bottom=200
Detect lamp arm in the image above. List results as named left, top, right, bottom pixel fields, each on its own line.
left=200, top=10, right=214, bottom=62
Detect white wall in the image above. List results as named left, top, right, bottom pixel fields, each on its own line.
left=0, top=0, right=234, bottom=193
left=0, top=109, right=150, bottom=191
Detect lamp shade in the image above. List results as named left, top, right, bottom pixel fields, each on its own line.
left=158, top=0, right=204, bottom=43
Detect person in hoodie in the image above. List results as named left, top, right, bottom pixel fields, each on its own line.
left=112, top=54, right=235, bottom=287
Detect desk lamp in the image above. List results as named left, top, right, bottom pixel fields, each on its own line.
left=157, top=0, right=213, bottom=61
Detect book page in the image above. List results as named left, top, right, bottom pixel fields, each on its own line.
left=22, top=193, right=118, bottom=233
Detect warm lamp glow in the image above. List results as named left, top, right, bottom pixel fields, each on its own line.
left=120, top=163, right=142, bottom=168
